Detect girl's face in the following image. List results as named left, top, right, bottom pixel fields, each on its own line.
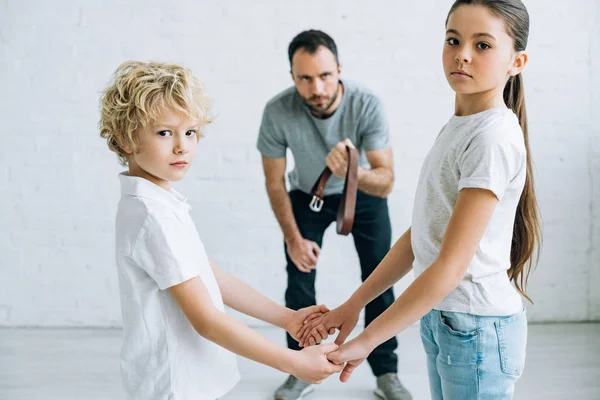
left=443, top=5, right=525, bottom=96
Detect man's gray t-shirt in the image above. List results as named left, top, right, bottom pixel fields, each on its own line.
left=257, top=80, right=389, bottom=196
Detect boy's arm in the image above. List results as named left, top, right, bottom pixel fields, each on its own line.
left=209, top=258, right=330, bottom=340
left=210, top=257, right=292, bottom=328
left=168, top=277, right=341, bottom=383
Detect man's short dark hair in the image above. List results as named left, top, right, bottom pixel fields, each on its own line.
left=288, top=30, right=339, bottom=66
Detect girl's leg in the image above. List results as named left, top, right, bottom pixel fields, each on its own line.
left=434, top=309, right=527, bottom=400
left=477, top=308, right=528, bottom=399
left=420, top=310, right=443, bottom=400
left=435, top=310, right=479, bottom=399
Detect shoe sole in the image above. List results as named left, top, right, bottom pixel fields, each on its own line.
left=275, top=384, right=314, bottom=400
left=298, top=385, right=314, bottom=399
left=375, top=387, right=413, bottom=400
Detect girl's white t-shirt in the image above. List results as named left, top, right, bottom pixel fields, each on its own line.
left=411, top=108, right=526, bottom=316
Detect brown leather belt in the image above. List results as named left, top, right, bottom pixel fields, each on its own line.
left=309, top=146, right=359, bottom=236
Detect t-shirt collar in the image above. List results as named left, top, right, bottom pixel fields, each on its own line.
left=118, top=172, right=190, bottom=212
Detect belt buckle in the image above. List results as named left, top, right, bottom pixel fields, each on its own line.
left=309, top=195, right=324, bottom=212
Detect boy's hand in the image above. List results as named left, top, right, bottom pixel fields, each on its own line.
left=326, top=339, right=372, bottom=383
left=290, top=343, right=344, bottom=384
left=284, top=305, right=334, bottom=342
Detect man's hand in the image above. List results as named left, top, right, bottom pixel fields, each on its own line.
left=284, top=305, right=333, bottom=342
left=286, top=236, right=321, bottom=273
left=326, top=138, right=356, bottom=178
left=298, top=301, right=361, bottom=347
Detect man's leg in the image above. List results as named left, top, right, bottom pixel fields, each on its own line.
left=284, top=190, right=336, bottom=350
left=352, top=192, right=413, bottom=399
left=351, top=191, right=398, bottom=375
left=276, top=190, right=337, bottom=400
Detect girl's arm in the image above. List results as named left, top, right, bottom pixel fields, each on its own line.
left=168, top=276, right=342, bottom=384
left=299, top=227, right=415, bottom=346
left=328, top=188, right=498, bottom=381
left=345, top=227, right=415, bottom=312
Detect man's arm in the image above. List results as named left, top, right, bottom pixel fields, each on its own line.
left=357, top=147, right=394, bottom=198
left=261, top=156, right=301, bottom=244
left=261, top=155, right=320, bottom=272
left=355, top=95, right=394, bottom=198
left=326, top=140, right=394, bottom=198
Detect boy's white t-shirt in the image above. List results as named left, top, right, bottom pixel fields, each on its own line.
left=411, top=108, right=526, bottom=316
left=115, top=173, right=239, bottom=400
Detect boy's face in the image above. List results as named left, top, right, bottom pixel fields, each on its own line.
left=125, top=107, right=199, bottom=190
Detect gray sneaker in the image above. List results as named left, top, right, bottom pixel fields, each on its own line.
left=274, top=375, right=314, bottom=400
left=375, top=373, right=413, bottom=400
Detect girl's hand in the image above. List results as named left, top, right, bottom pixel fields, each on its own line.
left=326, top=338, right=373, bottom=382
left=298, top=301, right=361, bottom=347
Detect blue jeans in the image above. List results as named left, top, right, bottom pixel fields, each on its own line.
left=420, top=308, right=527, bottom=399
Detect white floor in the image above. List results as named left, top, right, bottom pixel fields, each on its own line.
left=0, top=323, right=599, bottom=400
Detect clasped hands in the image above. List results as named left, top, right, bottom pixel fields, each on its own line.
left=287, top=301, right=370, bottom=383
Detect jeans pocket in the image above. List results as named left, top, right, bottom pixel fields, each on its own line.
left=494, top=308, right=528, bottom=376
left=439, top=311, right=478, bottom=337
left=436, top=311, right=478, bottom=370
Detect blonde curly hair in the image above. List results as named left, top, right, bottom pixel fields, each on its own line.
left=99, top=61, right=212, bottom=165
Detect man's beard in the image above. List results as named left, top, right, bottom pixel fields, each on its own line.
left=299, top=81, right=340, bottom=118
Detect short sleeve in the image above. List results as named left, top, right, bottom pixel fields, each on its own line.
left=132, top=213, right=200, bottom=290
left=256, top=105, right=287, bottom=158
left=359, top=96, right=390, bottom=151
left=458, top=131, right=524, bottom=200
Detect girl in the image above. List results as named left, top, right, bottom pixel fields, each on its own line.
left=299, top=1, right=541, bottom=399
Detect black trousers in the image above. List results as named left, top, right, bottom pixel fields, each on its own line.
left=284, top=189, right=398, bottom=377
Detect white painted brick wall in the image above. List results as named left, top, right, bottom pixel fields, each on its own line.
left=1, top=0, right=598, bottom=327
left=590, top=0, right=600, bottom=320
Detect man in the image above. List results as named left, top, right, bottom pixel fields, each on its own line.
left=257, top=30, right=412, bottom=400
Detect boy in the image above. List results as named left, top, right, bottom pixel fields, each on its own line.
left=99, top=61, right=341, bottom=400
